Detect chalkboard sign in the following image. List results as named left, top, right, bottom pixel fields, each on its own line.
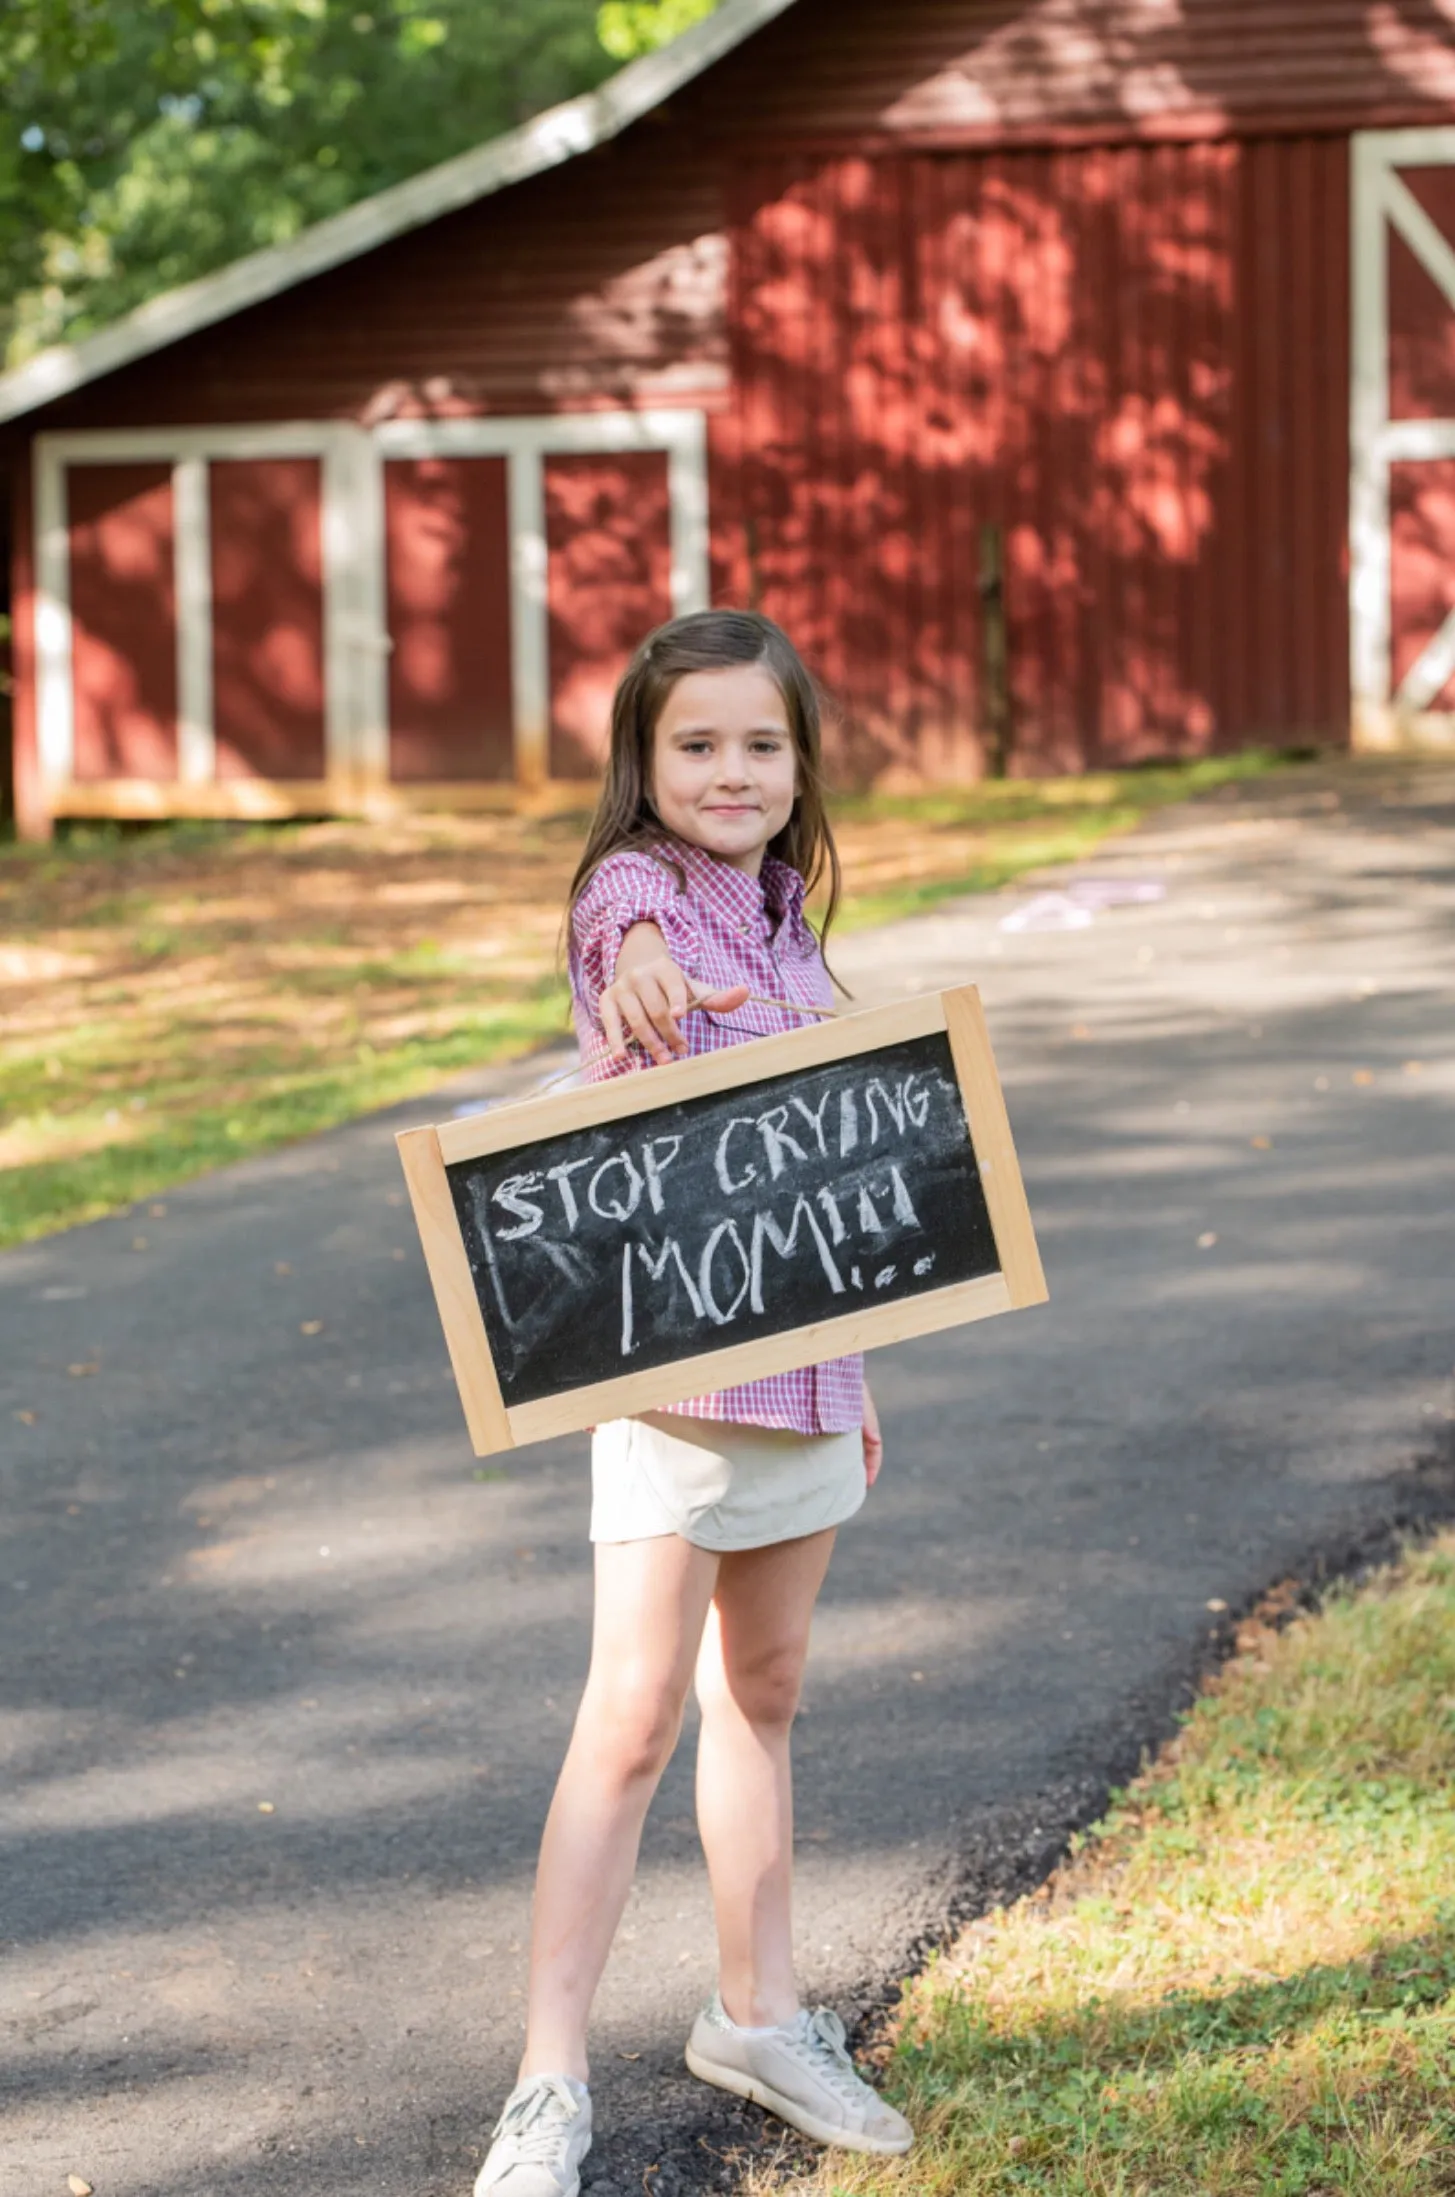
left=397, top=987, right=1045, bottom=1455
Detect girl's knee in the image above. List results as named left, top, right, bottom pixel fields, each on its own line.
left=702, top=1636, right=807, bottom=1733
left=580, top=1667, right=686, bottom=1785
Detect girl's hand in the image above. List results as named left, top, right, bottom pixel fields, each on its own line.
left=862, top=1382, right=884, bottom=1487
left=600, top=922, right=747, bottom=1065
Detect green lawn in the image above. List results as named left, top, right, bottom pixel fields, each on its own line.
left=766, top=1539, right=1455, bottom=2197
left=0, top=749, right=1302, bottom=1247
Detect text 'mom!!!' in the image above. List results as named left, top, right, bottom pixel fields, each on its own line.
left=487, top=1068, right=949, bottom=1353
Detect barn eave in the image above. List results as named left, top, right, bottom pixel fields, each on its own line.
left=0, top=0, right=798, bottom=430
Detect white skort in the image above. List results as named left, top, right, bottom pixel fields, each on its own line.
left=590, top=1410, right=867, bottom=1552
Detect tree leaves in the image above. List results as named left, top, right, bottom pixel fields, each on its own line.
left=0, top=1, right=664, bottom=362
left=597, top=0, right=719, bottom=62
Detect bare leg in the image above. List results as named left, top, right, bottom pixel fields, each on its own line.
left=694, top=1528, right=837, bottom=2028
left=520, top=1533, right=718, bottom=2082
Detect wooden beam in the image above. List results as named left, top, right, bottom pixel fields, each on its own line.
left=434, top=993, right=949, bottom=1168
left=942, top=984, right=1047, bottom=1309
left=505, top=1273, right=1012, bottom=1446
left=9, top=452, right=49, bottom=840
left=396, top=1126, right=515, bottom=1456
left=173, top=455, right=215, bottom=786
left=50, top=779, right=335, bottom=821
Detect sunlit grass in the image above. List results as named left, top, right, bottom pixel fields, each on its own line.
left=761, top=1542, right=1455, bottom=2197
left=0, top=809, right=584, bottom=1246
left=0, top=750, right=1305, bottom=1246
left=0, top=994, right=569, bottom=1244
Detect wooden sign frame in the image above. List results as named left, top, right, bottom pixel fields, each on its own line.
left=397, top=985, right=1046, bottom=1455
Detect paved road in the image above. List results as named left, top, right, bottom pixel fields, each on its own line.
left=4, top=760, right=1454, bottom=2197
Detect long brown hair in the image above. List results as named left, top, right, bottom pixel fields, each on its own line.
left=566, top=608, right=842, bottom=948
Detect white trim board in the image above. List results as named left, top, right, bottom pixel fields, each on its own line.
left=0, top=0, right=798, bottom=429
left=33, top=422, right=381, bottom=796
left=377, top=410, right=710, bottom=783
left=34, top=408, right=711, bottom=800
left=1350, top=126, right=1455, bottom=748
left=33, top=441, right=73, bottom=786
left=172, top=455, right=214, bottom=784
left=372, top=411, right=712, bottom=457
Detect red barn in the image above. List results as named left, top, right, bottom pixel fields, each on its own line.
left=5, top=0, right=1455, bottom=837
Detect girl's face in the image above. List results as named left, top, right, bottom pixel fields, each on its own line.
left=648, top=664, right=799, bottom=875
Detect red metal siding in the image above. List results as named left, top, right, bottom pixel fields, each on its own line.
left=385, top=456, right=514, bottom=781
left=720, top=135, right=1349, bottom=774
left=704, top=0, right=1455, bottom=147
left=546, top=451, right=673, bottom=778
left=67, top=463, right=178, bottom=781
left=210, top=458, right=326, bottom=781
left=32, top=138, right=728, bottom=431
left=1388, top=167, right=1455, bottom=422
left=22, top=0, right=1445, bottom=442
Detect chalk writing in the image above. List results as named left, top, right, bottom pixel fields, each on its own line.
left=447, top=1032, right=999, bottom=1408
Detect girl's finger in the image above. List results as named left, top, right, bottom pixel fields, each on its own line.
left=626, top=973, right=677, bottom=1058
left=690, top=981, right=750, bottom=1013
left=600, top=989, right=628, bottom=1060
left=634, top=971, right=687, bottom=1056
left=663, top=970, right=694, bottom=1029
left=618, top=985, right=675, bottom=1065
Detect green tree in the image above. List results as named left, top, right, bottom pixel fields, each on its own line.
left=597, top=0, right=720, bottom=60
left=0, top=2, right=617, bottom=362
left=0, top=0, right=728, bottom=364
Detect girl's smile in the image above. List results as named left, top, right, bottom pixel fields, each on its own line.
left=649, top=665, right=799, bottom=874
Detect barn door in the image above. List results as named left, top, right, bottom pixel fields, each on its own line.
left=374, top=412, right=708, bottom=789
left=33, top=426, right=361, bottom=815
left=32, top=412, right=710, bottom=823
left=1351, top=129, right=1455, bottom=752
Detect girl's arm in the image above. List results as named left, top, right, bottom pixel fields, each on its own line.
left=862, top=1380, right=884, bottom=1486
left=599, top=921, right=748, bottom=1066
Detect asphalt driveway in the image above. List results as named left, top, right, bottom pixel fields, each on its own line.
left=3, top=757, right=1453, bottom=2196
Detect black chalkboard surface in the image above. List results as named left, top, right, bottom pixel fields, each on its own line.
left=398, top=987, right=1045, bottom=1455
left=449, top=1030, right=996, bottom=1408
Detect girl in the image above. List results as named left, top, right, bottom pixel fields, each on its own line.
left=475, top=611, right=913, bottom=2197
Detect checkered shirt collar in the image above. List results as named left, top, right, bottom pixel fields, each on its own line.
left=671, top=838, right=806, bottom=931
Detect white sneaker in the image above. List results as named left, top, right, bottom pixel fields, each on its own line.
left=474, top=2073, right=592, bottom=2197
left=685, top=1996, right=913, bottom=2155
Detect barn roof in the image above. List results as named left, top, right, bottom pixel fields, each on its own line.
left=0, top=0, right=797, bottom=429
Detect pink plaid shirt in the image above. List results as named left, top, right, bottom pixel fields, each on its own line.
left=569, top=839, right=865, bottom=1436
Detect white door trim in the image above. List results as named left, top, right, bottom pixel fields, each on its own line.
left=33, top=437, right=74, bottom=788
left=1350, top=127, right=1455, bottom=751
left=32, top=422, right=381, bottom=800
left=172, top=455, right=214, bottom=784
left=32, top=407, right=712, bottom=806
left=374, top=408, right=711, bottom=785
left=505, top=447, right=551, bottom=787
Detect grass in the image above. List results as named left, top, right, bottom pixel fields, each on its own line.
left=0, top=810, right=578, bottom=1246
left=763, top=1540, right=1455, bottom=2197
left=0, top=748, right=1301, bottom=1247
